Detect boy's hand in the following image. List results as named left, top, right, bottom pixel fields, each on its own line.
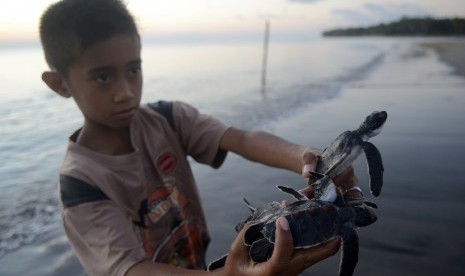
left=301, top=149, right=360, bottom=198
left=301, top=149, right=321, bottom=180
left=223, top=217, right=340, bottom=276
left=300, top=166, right=359, bottom=198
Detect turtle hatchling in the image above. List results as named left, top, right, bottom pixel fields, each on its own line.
left=311, top=111, right=387, bottom=202
left=208, top=111, right=387, bottom=275
left=208, top=186, right=378, bottom=276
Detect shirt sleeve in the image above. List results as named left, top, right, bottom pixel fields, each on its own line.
left=172, top=101, right=230, bottom=168
left=62, top=201, right=147, bottom=276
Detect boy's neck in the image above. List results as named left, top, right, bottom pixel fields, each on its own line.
left=77, top=124, right=134, bottom=155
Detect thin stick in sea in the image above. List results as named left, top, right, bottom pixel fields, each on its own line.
left=261, top=20, right=270, bottom=91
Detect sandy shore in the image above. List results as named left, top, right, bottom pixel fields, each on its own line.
left=1, top=38, right=464, bottom=276
left=422, top=39, right=465, bottom=77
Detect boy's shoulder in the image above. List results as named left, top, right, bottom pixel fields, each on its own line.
left=145, top=100, right=175, bottom=131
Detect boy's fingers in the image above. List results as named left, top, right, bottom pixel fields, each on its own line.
left=302, top=150, right=318, bottom=178
left=226, top=223, right=250, bottom=266
left=268, top=217, right=293, bottom=271
left=333, top=167, right=358, bottom=190
left=308, top=238, right=341, bottom=262
left=298, top=185, right=316, bottom=199
left=302, top=164, right=314, bottom=178
left=290, top=238, right=341, bottom=271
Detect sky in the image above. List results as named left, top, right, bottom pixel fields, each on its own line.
left=1, top=0, right=465, bottom=44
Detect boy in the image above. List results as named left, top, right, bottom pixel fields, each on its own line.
left=40, top=0, right=358, bottom=275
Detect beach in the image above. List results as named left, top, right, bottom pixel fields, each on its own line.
left=422, top=39, right=465, bottom=77
left=0, top=37, right=464, bottom=275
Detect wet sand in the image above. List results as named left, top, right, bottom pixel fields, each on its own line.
left=422, top=39, right=465, bottom=77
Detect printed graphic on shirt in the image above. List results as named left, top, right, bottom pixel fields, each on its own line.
left=135, top=183, right=208, bottom=269
left=156, top=151, right=177, bottom=176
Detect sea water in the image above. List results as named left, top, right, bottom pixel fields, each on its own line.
left=0, top=37, right=448, bottom=266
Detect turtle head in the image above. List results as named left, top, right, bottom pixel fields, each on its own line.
left=357, top=111, right=387, bottom=138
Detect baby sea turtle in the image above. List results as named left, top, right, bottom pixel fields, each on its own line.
left=311, top=111, right=387, bottom=202
left=208, top=111, right=387, bottom=274
left=208, top=186, right=378, bottom=276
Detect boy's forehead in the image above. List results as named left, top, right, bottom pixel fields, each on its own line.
left=76, top=34, right=141, bottom=68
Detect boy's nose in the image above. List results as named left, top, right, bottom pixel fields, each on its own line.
left=114, top=80, right=134, bottom=102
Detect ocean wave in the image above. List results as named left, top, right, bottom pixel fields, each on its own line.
left=0, top=182, right=60, bottom=259
left=215, top=52, right=385, bottom=129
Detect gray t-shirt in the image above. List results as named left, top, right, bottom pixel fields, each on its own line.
left=59, top=101, right=230, bottom=275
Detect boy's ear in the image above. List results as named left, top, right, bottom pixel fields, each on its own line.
left=41, top=71, right=72, bottom=98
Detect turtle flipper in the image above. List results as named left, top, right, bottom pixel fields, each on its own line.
left=250, top=238, right=274, bottom=262
left=277, top=185, right=306, bottom=200
left=339, top=225, right=359, bottom=276
left=352, top=206, right=378, bottom=227
left=242, top=197, right=257, bottom=212
left=207, top=254, right=228, bottom=271
left=244, top=223, right=265, bottom=245
left=361, top=141, right=384, bottom=197
left=308, top=170, right=326, bottom=182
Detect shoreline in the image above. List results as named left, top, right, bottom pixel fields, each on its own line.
left=421, top=39, right=465, bottom=78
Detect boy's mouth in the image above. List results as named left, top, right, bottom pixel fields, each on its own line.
left=113, top=107, right=137, bottom=120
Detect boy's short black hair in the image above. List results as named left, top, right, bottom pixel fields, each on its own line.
left=40, top=0, right=139, bottom=75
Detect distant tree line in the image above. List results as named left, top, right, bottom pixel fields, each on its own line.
left=322, top=17, right=465, bottom=36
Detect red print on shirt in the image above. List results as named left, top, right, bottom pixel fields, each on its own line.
left=138, top=184, right=208, bottom=269
left=157, top=152, right=177, bottom=175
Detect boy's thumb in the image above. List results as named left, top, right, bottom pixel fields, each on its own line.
left=268, top=217, right=294, bottom=270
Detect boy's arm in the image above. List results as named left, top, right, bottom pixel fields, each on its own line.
left=219, top=127, right=319, bottom=175
left=219, top=127, right=358, bottom=189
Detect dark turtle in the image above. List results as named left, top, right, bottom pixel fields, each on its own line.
left=311, top=111, right=388, bottom=201
left=207, top=111, right=386, bottom=274
left=208, top=186, right=377, bottom=276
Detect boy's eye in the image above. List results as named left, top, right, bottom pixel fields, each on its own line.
left=129, top=67, right=142, bottom=75
left=96, top=73, right=111, bottom=83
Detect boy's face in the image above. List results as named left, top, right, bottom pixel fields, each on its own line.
left=63, top=34, right=142, bottom=130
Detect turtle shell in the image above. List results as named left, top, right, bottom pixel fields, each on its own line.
left=244, top=200, right=344, bottom=250
left=235, top=201, right=282, bottom=232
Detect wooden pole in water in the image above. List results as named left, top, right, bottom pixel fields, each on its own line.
left=261, top=20, right=270, bottom=89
